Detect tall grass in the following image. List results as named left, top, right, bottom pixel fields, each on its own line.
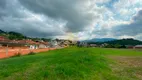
left=0, top=47, right=141, bottom=80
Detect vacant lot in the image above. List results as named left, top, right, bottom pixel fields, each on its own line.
left=0, top=47, right=142, bottom=80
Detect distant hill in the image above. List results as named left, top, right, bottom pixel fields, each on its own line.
left=8, top=31, right=27, bottom=40
left=0, top=29, right=27, bottom=40
left=0, top=29, right=51, bottom=41
left=0, top=29, right=6, bottom=33
left=87, top=38, right=142, bottom=46
left=105, top=38, right=142, bottom=45
left=84, top=38, right=117, bottom=42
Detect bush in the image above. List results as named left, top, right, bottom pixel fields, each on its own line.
left=12, top=53, right=21, bottom=57
left=28, top=52, right=36, bottom=55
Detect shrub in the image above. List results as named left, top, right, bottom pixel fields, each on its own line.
left=12, top=53, right=21, bottom=57
left=28, top=52, right=36, bottom=55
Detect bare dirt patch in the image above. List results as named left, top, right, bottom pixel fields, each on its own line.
left=109, top=56, right=142, bottom=67
left=108, top=56, right=142, bottom=80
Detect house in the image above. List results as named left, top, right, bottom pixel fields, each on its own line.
left=29, top=41, right=39, bottom=49
left=0, top=36, right=8, bottom=46
left=133, top=45, right=142, bottom=49
left=70, top=41, right=77, bottom=46
left=100, top=43, right=108, bottom=47
left=49, top=40, right=58, bottom=48
left=125, top=45, right=134, bottom=49
left=0, top=36, right=49, bottom=49
left=89, top=44, right=97, bottom=47
left=0, top=36, right=6, bottom=41
left=77, top=41, right=88, bottom=47
left=24, top=40, right=39, bottom=49
left=38, top=41, right=48, bottom=49
left=59, top=40, right=70, bottom=47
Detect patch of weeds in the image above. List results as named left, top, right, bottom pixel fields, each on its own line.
left=43, top=71, right=49, bottom=78
left=28, top=52, right=36, bottom=55
left=12, top=53, right=21, bottom=57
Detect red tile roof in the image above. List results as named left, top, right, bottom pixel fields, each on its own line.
left=39, top=42, right=48, bottom=45
left=0, top=36, right=7, bottom=41
left=0, top=38, right=47, bottom=45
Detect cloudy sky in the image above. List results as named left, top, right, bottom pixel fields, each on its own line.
left=0, top=0, right=142, bottom=40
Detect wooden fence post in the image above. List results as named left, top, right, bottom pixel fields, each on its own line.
left=6, top=44, right=8, bottom=57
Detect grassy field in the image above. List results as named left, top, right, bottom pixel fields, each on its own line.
left=0, top=47, right=142, bottom=80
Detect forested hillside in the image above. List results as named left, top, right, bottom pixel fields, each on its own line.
left=0, top=29, right=50, bottom=41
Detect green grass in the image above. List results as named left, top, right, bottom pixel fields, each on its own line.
left=0, top=47, right=142, bottom=80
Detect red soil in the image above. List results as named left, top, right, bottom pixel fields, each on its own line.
left=0, top=48, right=56, bottom=59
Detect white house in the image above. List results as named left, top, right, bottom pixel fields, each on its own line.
left=29, top=45, right=38, bottom=49
left=38, top=42, right=48, bottom=48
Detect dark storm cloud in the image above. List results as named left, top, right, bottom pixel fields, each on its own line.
left=18, top=0, right=95, bottom=32
left=0, top=0, right=24, bottom=19
left=0, top=0, right=7, bottom=18
left=0, top=17, right=65, bottom=38
left=112, top=10, right=142, bottom=36
left=133, top=10, right=142, bottom=23
left=1, top=0, right=141, bottom=39
left=0, top=0, right=65, bottom=38
left=0, top=0, right=6, bottom=8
